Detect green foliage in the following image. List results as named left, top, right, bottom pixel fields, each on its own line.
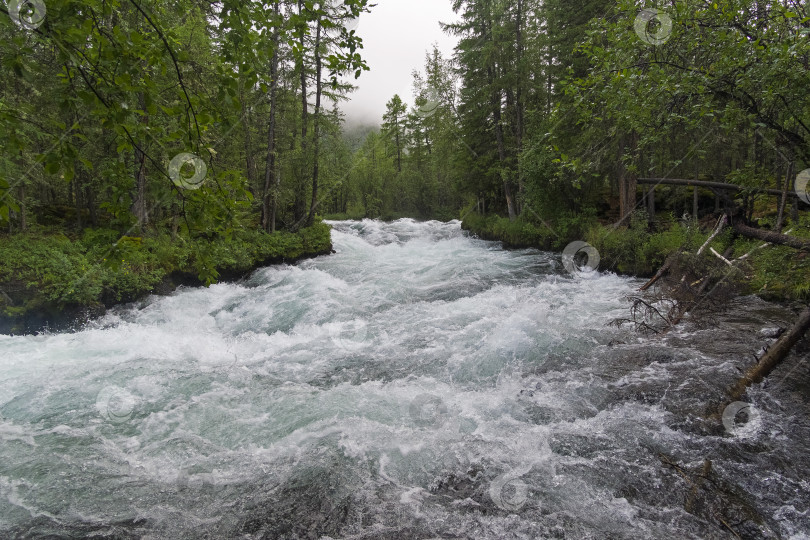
left=0, top=0, right=371, bottom=237
left=586, top=216, right=810, bottom=302
left=0, top=223, right=332, bottom=321
left=588, top=220, right=691, bottom=276
left=444, top=0, right=810, bottom=307
left=741, top=243, right=810, bottom=301
left=0, top=0, right=370, bottom=330
left=2, top=0, right=810, bottom=331
left=0, top=233, right=103, bottom=307
left=462, top=214, right=556, bottom=249
left=337, top=46, right=466, bottom=220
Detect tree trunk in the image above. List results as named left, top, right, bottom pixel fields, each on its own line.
left=132, top=92, right=148, bottom=230
left=395, top=116, right=402, bottom=173
left=85, top=185, right=98, bottom=226
left=262, top=1, right=281, bottom=233
left=294, top=0, right=309, bottom=227
left=514, top=0, right=525, bottom=212
left=18, top=184, right=26, bottom=232
left=624, top=131, right=639, bottom=220
left=618, top=135, right=633, bottom=220
left=306, top=19, right=323, bottom=226
left=545, top=34, right=552, bottom=116
left=133, top=154, right=147, bottom=230
left=639, top=259, right=671, bottom=291
left=728, top=304, right=810, bottom=400
left=732, top=219, right=810, bottom=251
left=490, top=68, right=516, bottom=220
left=73, top=176, right=82, bottom=230
left=484, top=8, right=516, bottom=221
left=637, top=177, right=799, bottom=198
left=240, top=80, right=257, bottom=193
left=775, top=160, right=793, bottom=233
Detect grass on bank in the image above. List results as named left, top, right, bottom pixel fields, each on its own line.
left=0, top=222, right=332, bottom=324
left=462, top=211, right=810, bottom=302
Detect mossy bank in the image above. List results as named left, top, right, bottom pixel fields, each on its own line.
left=462, top=212, right=810, bottom=303
left=0, top=222, right=332, bottom=335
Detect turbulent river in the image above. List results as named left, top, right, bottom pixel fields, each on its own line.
left=1, top=219, right=809, bottom=539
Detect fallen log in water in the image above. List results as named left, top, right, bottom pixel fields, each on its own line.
left=621, top=186, right=809, bottom=428
left=728, top=304, right=810, bottom=401
left=639, top=259, right=672, bottom=291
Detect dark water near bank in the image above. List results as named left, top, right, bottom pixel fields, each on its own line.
left=0, top=219, right=808, bottom=539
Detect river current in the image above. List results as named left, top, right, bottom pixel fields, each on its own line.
left=0, top=219, right=808, bottom=539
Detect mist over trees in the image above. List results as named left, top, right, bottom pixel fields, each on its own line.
left=340, top=0, right=809, bottom=231
left=1, top=0, right=370, bottom=239
left=3, top=0, right=809, bottom=240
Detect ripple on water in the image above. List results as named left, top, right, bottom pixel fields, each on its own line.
left=0, top=219, right=808, bottom=539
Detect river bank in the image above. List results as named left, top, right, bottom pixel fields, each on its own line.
left=3, top=213, right=807, bottom=335
left=461, top=212, right=810, bottom=303
left=0, top=222, right=332, bottom=335
left=1, top=219, right=807, bottom=538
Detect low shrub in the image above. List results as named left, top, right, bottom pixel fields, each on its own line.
left=0, top=222, right=333, bottom=326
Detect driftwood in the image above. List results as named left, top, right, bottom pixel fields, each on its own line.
left=697, top=216, right=727, bottom=256
left=734, top=229, right=792, bottom=262
left=666, top=274, right=714, bottom=330
left=639, top=260, right=671, bottom=291
left=613, top=296, right=679, bottom=334
left=628, top=177, right=809, bottom=429
left=731, top=220, right=810, bottom=251
left=710, top=248, right=733, bottom=266
left=728, top=304, right=810, bottom=401
left=632, top=213, right=804, bottom=336
left=638, top=177, right=802, bottom=199
left=638, top=215, right=726, bottom=292
left=775, top=162, right=794, bottom=232
left=623, top=244, right=737, bottom=334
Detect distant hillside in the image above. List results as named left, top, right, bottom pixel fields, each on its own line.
left=342, top=122, right=380, bottom=153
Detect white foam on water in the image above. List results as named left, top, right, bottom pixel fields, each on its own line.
left=0, top=219, right=807, bottom=538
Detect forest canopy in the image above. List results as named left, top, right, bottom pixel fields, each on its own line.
left=1, top=0, right=370, bottom=238
left=1, top=0, right=809, bottom=302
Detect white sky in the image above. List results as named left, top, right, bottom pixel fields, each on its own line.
left=342, top=0, right=459, bottom=126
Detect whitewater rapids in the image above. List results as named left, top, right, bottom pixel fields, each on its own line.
left=0, top=219, right=807, bottom=539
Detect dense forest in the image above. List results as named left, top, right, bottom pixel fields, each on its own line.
left=4, top=3, right=810, bottom=537
left=342, top=0, right=810, bottom=231
left=0, top=0, right=370, bottom=328
left=1, top=0, right=809, bottom=329
left=1, top=0, right=370, bottom=233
